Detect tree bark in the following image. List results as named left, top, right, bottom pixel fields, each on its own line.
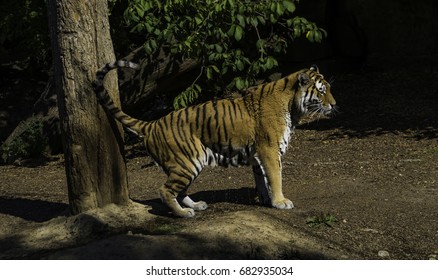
left=47, top=0, right=130, bottom=214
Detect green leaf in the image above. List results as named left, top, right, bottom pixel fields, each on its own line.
left=227, top=24, right=236, bottom=37
left=236, top=59, right=244, bottom=71
left=283, top=0, right=296, bottom=13
left=150, top=38, right=157, bottom=50
left=195, top=15, right=203, bottom=25
left=211, top=65, right=220, bottom=73
left=270, top=2, right=276, bottom=13
left=236, top=14, right=245, bottom=27
left=221, top=66, right=228, bottom=75
left=276, top=2, right=285, bottom=16
left=145, top=22, right=153, bottom=33
left=235, top=77, right=245, bottom=90
left=215, top=44, right=223, bottom=53
left=254, top=16, right=263, bottom=26
left=314, top=30, right=322, bottom=43
left=194, top=84, right=202, bottom=92
left=250, top=17, right=258, bottom=28
left=293, top=26, right=301, bottom=37
left=144, top=41, right=152, bottom=54
left=270, top=13, right=277, bottom=23
left=206, top=67, right=213, bottom=79
left=306, top=30, right=314, bottom=42
left=266, top=57, right=275, bottom=69
left=256, top=39, right=265, bottom=50
left=135, top=6, right=145, bottom=18
left=234, top=25, right=243, bottom=41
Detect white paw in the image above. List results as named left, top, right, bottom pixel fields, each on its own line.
left=176, top=208, right=195, bottom=218
left=272, top=198, right=294, bottom=209
left=182, top=196, right=208, bottom=211
left=192, top=201, right=208, bottom=211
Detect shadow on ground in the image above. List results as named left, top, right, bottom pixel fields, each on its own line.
left=0, top=196, right=67, bottom=222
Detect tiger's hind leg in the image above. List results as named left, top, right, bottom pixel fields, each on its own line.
left=159, top=183, right=195, bottom=218
left=159, top=170, right=207, bottom=218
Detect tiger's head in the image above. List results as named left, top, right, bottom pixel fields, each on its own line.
left=295, top=65, right=336, bottom=118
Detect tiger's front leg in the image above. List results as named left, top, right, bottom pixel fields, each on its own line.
left=255, top=148, right=294, bottom=209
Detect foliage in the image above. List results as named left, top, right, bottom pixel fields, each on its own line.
left=306, top=214, right=338, bottom=228
left=123, top=0, right=326, bottom=109
left=1, top=121, right=48, bottom=163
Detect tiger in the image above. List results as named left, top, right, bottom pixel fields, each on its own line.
left=93, top=60, right=336, bottom=218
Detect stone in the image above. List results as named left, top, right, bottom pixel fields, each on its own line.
left=378, top=250, right=390, bottom=258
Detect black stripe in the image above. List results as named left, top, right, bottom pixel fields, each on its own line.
left=229, top=99, right=237, bottom=129
left=213, top=100, right=219, bottom=137
left=268, top=81, right=277, bottom=95
left=167, top=178, right=190, bottom=190
left=221, top=103, right=229, bottom=141
left=228, top=103, right=235, bottom=130
left=195, top=105, right=202, bottom=131
left=250, top=89, right=256, bottom=108
left=156, top=118, right=188, bottom=170
left=176, top=112, right=201, bottom=174
left=201, top=103, right=208, bottom=142
left=282, top=77, right=290, bottom=91
left=173, top=112, right=191, bottom=158
left=258, top=84, right=267, bottom=112
left=235, top=102, right=243, bottom=119
left=172, top=168, right=195, bottom=182
left=206, top=115, right=213, bottom=142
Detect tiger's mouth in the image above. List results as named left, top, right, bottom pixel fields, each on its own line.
left=323, top=104, right=338, bottom=117
left=305, top=102, right=337, bottom=118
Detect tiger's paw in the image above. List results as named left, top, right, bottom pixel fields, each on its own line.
left=192, top=201, right=208, bottom=211
left=272, top=198, right=294, bottom=209
left=175, top=208, right=196, bottom=218
left=182, top=196, right=208, bottom=211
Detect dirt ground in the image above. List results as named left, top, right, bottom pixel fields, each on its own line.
left=0, top=69, right=437, bottom=260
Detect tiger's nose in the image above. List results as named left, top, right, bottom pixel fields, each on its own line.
left=324, top=104, right=336, bottom=116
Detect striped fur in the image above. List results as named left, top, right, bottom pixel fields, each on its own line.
left=93, top=60, right=336, bottom=217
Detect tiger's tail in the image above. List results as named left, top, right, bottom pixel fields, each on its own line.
left=92, top=60, right=147, bottom=135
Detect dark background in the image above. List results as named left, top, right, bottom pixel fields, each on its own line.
left=292, top=0, right=438, bottom=72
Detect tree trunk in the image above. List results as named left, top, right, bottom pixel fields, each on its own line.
left=47, top=0, right=130, bottom=214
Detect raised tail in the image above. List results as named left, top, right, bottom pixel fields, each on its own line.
left=92, top=60, right=147, bottom=135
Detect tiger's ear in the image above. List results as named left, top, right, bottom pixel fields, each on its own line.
left=298, top=72, right=310, bottom=87
left=310, top=65, right=319, bottom=73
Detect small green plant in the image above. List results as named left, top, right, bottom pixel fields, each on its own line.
left=306, top=214, right=338, bottom=228
left=0, top=120, right=48, bottom=163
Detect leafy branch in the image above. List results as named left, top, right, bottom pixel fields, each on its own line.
left=123, top=0, right=327, bottom=109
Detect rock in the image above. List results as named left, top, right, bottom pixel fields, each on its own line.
left=378, top=250, right=390, bottom=258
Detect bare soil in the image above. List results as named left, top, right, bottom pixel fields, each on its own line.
left=0, top=70, right=437, bottom=259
